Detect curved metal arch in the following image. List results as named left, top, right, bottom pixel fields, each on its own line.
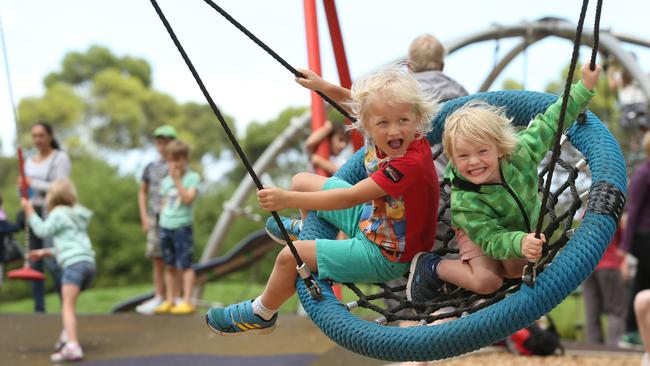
left=479, top=35, right=547, bottom=92
left=198, top=112, right=311, bottom=263
left=446, top=17, right=650, bottom=101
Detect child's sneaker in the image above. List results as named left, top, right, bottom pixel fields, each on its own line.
left=618, top=331, right=644, bottom=350
left=153, top=300, right=174, bottom=314
left=53, top=330, right=68, bottom=351
left=170, top=302, right=196, bottom=315
left=135, top=295, right=164, bottom=315
left=206, top=299, right=277, bottom=336
left=265, top=216, right=301, bottom=245
left=406, top=252, right=445, bottom=302
left=50, top=342, right=83, bottom=362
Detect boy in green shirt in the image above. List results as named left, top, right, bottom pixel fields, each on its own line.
left=154, top=140, right=201, bottom=315
left=408, top=62, right=601, bottom=302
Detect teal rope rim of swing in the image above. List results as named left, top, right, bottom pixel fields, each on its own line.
left=296, top=89, right=626, bottom=361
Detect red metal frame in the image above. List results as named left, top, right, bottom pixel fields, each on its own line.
left=304, top=0, right=329, bottom=177
left=305, top=0, right=360, bottom=300
left=322, top=0, right=363, bottom=150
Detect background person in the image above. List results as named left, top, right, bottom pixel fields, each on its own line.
left=136, top=125, right=179, bottom=315
left=620, top=131, right=650, bottom=348
left=21, top=122, right=71, bottom=313
left=23, top=179, right=95, bottom=362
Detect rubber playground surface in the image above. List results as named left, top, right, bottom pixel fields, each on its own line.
left=1, top=313, right=643, bottom=366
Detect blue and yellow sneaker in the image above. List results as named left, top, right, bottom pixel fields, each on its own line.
left=265, top=216, right=301, bottom=245
left=406, top=252, right=445, bottom=302
left=206, top=300, right=277, bottom=336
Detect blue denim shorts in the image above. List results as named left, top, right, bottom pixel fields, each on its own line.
left=61, top=261, right=96, bottom=291
left=160, top=226, right=194, bottom=269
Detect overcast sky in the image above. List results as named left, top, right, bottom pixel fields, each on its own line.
left=0, top=0, right=649, bottom=155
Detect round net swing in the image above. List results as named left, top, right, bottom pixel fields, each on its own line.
left=295, top=89, right=626, bottom=361
left=146, top=0, right=625, bottom=361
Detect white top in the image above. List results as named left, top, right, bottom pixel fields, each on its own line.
left=24, top=150, right=71, bottom=207
left=613, top=71, right=647, bottom=105
left=330, top=144, right=355, bottom=169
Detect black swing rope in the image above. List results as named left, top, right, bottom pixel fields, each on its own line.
left=524, top=0, right=602, bottom=286
left=147, top=0, right=326, bottom=299
left=200, top=0, right=357, bottom=124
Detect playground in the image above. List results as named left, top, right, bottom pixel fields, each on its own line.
left=2, top=313, right=644, bottom=366
left=2, top=0, right=650, bottom=365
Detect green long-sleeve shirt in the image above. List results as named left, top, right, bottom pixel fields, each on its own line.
left=446, top=81, right=595, bottom=259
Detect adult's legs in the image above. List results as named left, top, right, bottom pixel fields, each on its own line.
left=626, top=233, right=650, bottom=333
left=582, top=271, right=604, bottom=344
left=634, top=290, right=650, bottom=355
left=599, top=269, right=627, bottom=346
left=626, top=253, right=650, bottom=333
left=29, top=227, right=46, bottom=313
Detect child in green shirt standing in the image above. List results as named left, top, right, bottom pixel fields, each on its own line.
left=154, top=140, right=201, bottom=315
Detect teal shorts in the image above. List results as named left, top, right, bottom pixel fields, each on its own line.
left=315, top=177, right=409, bottom=283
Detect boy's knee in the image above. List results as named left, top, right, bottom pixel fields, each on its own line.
left=290, top=172, right=312, bottom=191
left=276, top=247, right=296, bottom=268
left=473, top=275, right=502, bottom=295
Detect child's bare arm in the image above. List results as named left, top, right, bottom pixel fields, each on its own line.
left=27, top=248, right=53, bottom=262
left=311, top=154, right=339, bottom=175
left=305, top=120, right=334, bottom=154
left=295, top=68, right=352, bottom=113
left=171, top=168, right=198, bottom=205
left=257, top=177, right=385, bottom=211
left=174, top=179, right=197, bottom=205
left=138, top=182, right=149, bottom=232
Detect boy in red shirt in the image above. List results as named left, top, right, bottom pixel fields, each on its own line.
left=206, top=67, right=440, bottom=335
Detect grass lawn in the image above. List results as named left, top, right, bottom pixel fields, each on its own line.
left=0, top=280, right=588, bottom=340
left=0, top=281, right=298, bottom=314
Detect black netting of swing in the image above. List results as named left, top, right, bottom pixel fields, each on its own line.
left=341, top=140, right=587, bottom=325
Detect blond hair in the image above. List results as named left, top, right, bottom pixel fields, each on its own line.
left=166, top=139, right=190, bottom=160
left=348, top=66, right=439, bottom=137
left=408, top=34, right=445, bottom=73
left=643, top=130, right=650, bottom=157
left=46, top=179, right=78, bottom=212
left=443, top=100, right=519, bottom=159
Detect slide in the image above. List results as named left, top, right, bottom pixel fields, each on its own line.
left=111, top=230, right=277, bottom=313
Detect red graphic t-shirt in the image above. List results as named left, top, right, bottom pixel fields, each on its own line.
left=358, top=137, right=439, bottom=262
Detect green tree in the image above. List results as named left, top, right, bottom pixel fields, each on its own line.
left=542, top=62, right=632, bottom=161
left=501, top=79, right=525, bottom=90
left=17, top=83, right=85, bottom=147
left=227, top=106, right=308, bottom=182
left=17, top=45, right=234, bottom=161
left=174, top=102, right=235, bottom=162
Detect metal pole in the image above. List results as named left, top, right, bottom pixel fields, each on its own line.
left=304, top=0, right=329, bottom=176
left=322, top=0, right=363, bottom=150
